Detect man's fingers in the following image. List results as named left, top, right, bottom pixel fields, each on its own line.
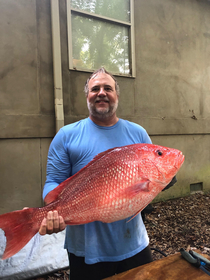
left=39, top=211, right=66, bottom=235
left=39, top=218, right=47, bottom=235
left=46, top=211, right=54, bottom=234
left=59, top=216, right=66, bottom=231
left=52, top=211, right=60, bottom=233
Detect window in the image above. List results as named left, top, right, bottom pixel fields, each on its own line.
left=67, top=0, right=135, bottom=76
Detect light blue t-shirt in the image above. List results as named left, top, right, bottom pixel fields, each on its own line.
left=43, top=118, right=152, bottom=264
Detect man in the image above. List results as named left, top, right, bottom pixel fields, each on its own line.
left=40, top=67, right=171, bottom=279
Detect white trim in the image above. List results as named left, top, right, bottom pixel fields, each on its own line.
left=130, top=0, right=136, bottom=77
left=51, top=0, right=64, bottom=131
left=66, top=0, right=135, bottom=77
left=66, top=0, right=73, bottom=69
left=71, top=8, right=131, bottom=26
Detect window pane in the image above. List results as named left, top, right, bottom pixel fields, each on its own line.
left=71, top=0, right=130, bottom=22
left=72, top=14, right=130, bottom=74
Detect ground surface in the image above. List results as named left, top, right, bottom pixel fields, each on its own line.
left=31, top=192, right=210, bottom=280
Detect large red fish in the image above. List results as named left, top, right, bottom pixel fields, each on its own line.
left=0, top=143, right=184, bottom=260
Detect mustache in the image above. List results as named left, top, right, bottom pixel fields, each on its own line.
left=95, top=97, right=109, bottom=103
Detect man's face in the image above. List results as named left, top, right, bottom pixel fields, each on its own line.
left=87, top=73, right=119, bottom=119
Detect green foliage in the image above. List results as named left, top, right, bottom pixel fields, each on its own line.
left=71, top=0, right=131, bottom=74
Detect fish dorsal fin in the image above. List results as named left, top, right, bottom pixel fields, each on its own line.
left=44, top=177, right=72, bottom=204
left=43, top=149, right=116, bottom=205
left=91, top=147, right=118, bottom=161
left=44, top=147, right=124, bottom=205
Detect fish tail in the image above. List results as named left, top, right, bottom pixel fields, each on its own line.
left=0, top=208, right=40, bottom=259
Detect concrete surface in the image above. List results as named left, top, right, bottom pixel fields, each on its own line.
left=151, top=134, right=210, bottom=201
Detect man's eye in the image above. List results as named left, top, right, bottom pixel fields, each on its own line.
left=91, top=88, right=99, bottom=92
left=105, top=87, right=112, bottom=92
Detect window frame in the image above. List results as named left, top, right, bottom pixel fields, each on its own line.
left=66, top=0, right=136, bottom=77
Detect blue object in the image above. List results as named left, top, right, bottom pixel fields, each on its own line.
left=180, top=248, right=210, bottom=276
left=43, top=117, right=152, bottom=264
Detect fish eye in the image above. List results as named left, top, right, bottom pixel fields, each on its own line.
left=156, top=150, right=163, bottom=156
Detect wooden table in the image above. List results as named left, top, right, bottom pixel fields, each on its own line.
left=104, top=252, right=210, bottom=280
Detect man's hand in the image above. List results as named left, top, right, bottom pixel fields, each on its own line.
left=39, top=210, right=66, bottom=235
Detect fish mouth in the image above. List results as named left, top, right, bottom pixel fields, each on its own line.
left=175, top=152, right=185, bottom=169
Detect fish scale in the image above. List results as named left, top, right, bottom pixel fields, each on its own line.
left=0, top=143, right=184, bottom=259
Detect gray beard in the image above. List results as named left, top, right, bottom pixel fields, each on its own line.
left=87, top=100, right=118, bottom=119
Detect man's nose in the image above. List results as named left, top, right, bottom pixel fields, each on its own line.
left=98, top=87, right=106, bottom=96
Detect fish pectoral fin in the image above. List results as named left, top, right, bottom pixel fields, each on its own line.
left=126, top=209, right=142, bottom=223
left=124, top=179, right=151, bottom=223
left=124, top=179, right=151, bottom=198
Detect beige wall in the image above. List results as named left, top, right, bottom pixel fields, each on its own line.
left=151, top=134, right=210, bottom=201
left=0, top=138, right=51, bottom=213
left=0, top=0, right=55, bottom=139
left=0, top=0, right=210, bottom=214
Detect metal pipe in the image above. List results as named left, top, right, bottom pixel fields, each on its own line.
left=130, top=0, right=136, bottom=77
left=51, top=0, right=64, bottom=132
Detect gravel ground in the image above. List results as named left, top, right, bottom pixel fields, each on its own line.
left=31, top=192, right=210, bottom=280
left=145, top=192, right=210, bottom=261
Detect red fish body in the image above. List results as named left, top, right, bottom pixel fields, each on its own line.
left=0, top=144, right=184, bottom=259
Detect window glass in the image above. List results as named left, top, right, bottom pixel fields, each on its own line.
left=71, top=0, right=130, bottom=22
left=72, top=14, right=129, bottom=74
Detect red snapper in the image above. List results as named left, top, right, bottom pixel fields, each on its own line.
left=0, top=143, right=184, bottom=259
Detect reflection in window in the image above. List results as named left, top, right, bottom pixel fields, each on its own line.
left=71, top=0, right=130, bottom=22
left=67, top=0, right=135, bottom=76
left=72, top=15, right=129, bottom=74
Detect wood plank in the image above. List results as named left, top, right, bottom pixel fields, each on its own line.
left=104, top=252, right=210, bottom=280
